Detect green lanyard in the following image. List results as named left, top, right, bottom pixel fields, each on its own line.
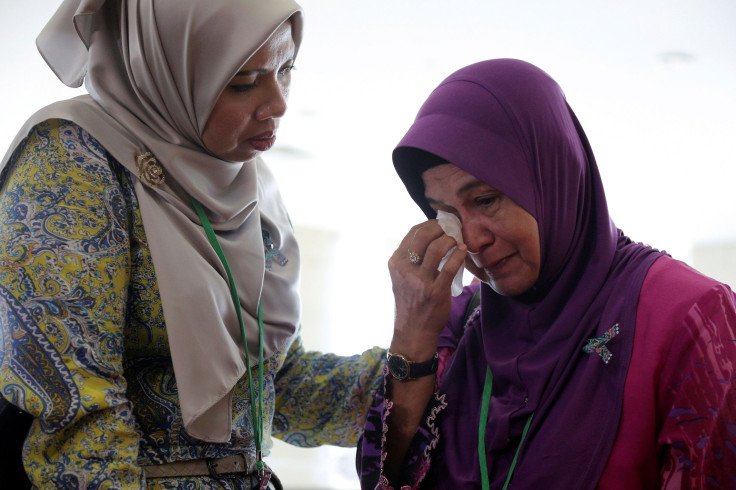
left=479, top=367, right=534, bottom=490
left=191, top=197, right=266, bottom=477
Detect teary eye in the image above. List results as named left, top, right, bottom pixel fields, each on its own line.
left=475, top=195, right=498, bottom=208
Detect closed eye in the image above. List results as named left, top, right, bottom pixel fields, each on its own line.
left=229, top=83, right=256, bottom=93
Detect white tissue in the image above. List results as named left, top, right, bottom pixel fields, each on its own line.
left=436, top=210, right=465, bottom=296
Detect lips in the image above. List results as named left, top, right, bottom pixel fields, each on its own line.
left=248, top=131, right=277, bottom=152
left=485, top=253, right=515, bottom=272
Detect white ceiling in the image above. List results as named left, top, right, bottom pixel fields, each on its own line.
left=2, top=0, right=735, bottom=262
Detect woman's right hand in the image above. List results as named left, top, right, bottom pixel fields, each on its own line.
left=381, top=220, right=467, bottom=483
left=388, top=220, right=467, bottom=360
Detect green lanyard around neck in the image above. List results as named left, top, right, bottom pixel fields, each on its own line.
left=191, top=197, right=266, bottom=475
left=479, top=366, right=534, bottom=490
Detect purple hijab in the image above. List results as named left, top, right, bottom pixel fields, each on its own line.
left=393, top=59, right=664, bottom=488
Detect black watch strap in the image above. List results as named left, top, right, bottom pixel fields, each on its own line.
left=386, top=351, right=439, bottom=380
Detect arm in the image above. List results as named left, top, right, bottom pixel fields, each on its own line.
left=368, top=221, right=466, bottom=487
left=271, top=334, right=385, bottom=447
left=0, top=120, right=143, bottom=488
left=657, top=284, right=736, bottom=488
left=358, top=284, right=479, bottom=490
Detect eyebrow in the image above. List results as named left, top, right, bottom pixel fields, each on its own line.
left=234, top=54, right=296, bottom=77
left=425, top=196, right=450, bottom=207
left=234, top=69, right=267, bottom=77
left=425, top=180, right=489, bottom=208
left=457, top=180, right=487, bottom=196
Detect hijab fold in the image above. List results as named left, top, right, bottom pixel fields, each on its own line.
left=2, top=0, right=304, bottom=442
left=393, top=59, right=664, bottom=488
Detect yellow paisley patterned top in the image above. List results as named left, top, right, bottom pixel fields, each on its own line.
left=0, top=119, right=385, bottom=489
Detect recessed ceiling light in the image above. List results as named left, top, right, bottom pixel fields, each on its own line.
left=658, top=51, right=696, bottom=65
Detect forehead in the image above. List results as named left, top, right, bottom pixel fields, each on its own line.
left=422, top=164, right=494, bottom=199
left=242, top=21, right=295, bottom=68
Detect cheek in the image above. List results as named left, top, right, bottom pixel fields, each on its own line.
left=203, top=104, right=247, bottom=149
left=212, top=106, right=247, bottom=134
left=502, top=208, right=540, bottom=274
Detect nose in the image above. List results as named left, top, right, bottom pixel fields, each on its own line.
left=461, top=214, right=494, bottom=255
left=255, top=78, right=288, bottom=121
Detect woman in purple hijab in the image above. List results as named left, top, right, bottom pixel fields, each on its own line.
left=357, top=59, right=736, bottom=489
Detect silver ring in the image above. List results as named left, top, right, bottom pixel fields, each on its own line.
left=408, top=250, right=422, bottom=265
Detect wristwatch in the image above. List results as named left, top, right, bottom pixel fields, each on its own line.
left=386, top=351, right=439, bottom=381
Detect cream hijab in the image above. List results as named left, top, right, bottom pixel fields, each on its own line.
left=1, top=0, right=303, bottom=442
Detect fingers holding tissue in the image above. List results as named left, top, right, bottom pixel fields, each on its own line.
left=436, top=210, right=466, bottom=296
left=389, top=219, right=467, bottom=351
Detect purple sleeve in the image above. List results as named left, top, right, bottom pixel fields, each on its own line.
left=356, top=367, right=448, bottom=490
left=357, top=284, right=480, bottom=489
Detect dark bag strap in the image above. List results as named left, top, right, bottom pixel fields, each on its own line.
left=0, top=397, right=33, bottom=489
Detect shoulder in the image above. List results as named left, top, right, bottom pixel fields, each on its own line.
left=5, top=119, right=127, bottom=189
left=1, top=119, right=136, bottom=243
left=40, top=118, right=110, bottom=163
left=643, top=255, right=724, bottom=292
left=638, top=255, right=734, bottom=325
left=10, top=118, right=106, bottom=162
left=636, top=256, right=736, bottom=361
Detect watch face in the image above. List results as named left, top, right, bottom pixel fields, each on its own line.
left=388, top=354, right=409, bottom=380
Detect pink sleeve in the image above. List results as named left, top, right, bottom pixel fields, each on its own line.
left=657, top=284, right=736, bottom=489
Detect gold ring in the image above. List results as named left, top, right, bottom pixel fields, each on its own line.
left=408, top=250, right=422, bottom=265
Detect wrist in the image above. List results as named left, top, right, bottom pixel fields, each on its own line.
left=386, top=350, right=439, bottom=381
left=390, top=329, right=439, bottom=361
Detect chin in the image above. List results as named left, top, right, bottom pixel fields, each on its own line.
left=486, top=278, right=535, bottom=297
left=226, top=151, right=258, bottom=162
left=210, top=143, right=258, bottom=162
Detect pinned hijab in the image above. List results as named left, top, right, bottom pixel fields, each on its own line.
left=2, top=0, right=304, bottom=442
left=393, top=59, right=663, bottom=488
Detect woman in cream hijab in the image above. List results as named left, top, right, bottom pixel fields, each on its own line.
left=0, top=1, right=384, bottom=488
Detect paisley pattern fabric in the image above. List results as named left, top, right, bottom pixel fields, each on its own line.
left=0, top=119, right=385, bottom=489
